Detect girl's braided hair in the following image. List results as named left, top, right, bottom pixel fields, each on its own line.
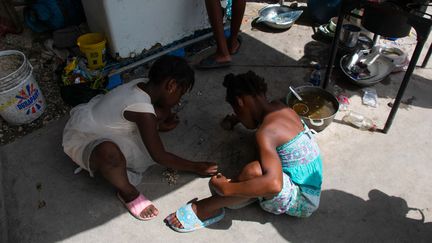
left=223, top=71, right=267, bottom=105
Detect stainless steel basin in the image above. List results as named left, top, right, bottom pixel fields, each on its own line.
left=257, top=4, right=303, bottom=30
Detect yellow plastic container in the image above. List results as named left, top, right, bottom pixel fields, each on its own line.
left=77, top=33, right=107, bottom=70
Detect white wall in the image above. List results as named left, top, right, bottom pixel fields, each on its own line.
left=81, top=0, right=210, bottom=58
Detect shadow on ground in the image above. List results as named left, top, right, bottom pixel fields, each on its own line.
left=1, top=29, right=306, bottom=242
left=211, top=189, right=432, bottom=242
left=2, top=20, right=431, bottom=242
left=331, top=68, right=432, bottom=110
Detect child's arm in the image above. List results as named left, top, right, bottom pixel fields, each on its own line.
left=124, top=111, right=218, bottom=176
left=211, top=130, right=284, bottom=198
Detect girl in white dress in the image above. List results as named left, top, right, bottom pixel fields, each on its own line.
left=62, top=56, right=218, bottom=221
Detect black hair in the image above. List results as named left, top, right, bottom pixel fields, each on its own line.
left=148, top=55, right=195, bottom=91
left=222, top=71, right=267, bottom=105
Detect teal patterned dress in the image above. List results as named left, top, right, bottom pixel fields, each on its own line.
left=259, top=125, right=323, bottom=217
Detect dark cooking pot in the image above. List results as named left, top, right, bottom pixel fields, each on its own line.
left=286, top=86, right=339, bottom=132
left=362, top=1, right=411, bottom=38
left=307, top=0, right=341, bottom=24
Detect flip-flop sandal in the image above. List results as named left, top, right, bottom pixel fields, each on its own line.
left=118, top=193, right=158, bottom=221
left=229, top=35, right=243, bottom=55
left=196, top=56, right=231, bottom=70
left=165, top=203, right=225, bottom=233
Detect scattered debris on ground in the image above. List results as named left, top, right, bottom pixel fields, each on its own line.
left=0, top=26, right=215, bottom=145
left=162, top=168, right=179, bottom=185
left=36, top=182, right=46, bottom=209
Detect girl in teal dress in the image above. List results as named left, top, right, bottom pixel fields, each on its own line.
left=165, top=71, right=323, bottom=232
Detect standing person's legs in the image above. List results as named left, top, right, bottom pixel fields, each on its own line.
left=166, top=161, right=262, bottom=228
left=228, top=0, right=246, bottom=55
left=89, top=141, right=159, bottom=219
left=204, top=0, right=231, bottom=63
left=199, top=0, right=246, bottom=68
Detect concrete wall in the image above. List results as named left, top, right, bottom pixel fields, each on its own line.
left=81, top=0, right=211, bottom=58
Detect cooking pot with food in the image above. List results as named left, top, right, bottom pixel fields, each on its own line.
left=286, top=86, right=339, bottom=132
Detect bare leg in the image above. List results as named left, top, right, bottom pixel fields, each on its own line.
left=228, top=0, right=246, bottom=54
left=204, top=0, right=231, bottom=63
left=90, top=141, right=159, bottom=219
left=166, top=161, right=262, bottom=228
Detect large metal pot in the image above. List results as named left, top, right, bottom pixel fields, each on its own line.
left=286, top=86, right=339, bottom=132
left=362, top=1, right=411, bottom=38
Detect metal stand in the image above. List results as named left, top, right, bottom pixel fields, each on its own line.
left=421, top=43, right=432, bottom=67
left=372, top=34, right=380, bottom=46
left=323, top=0, right=432, bottom=133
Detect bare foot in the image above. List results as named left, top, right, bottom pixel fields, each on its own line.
left=228, top=37, right=241, bottom=55
left=211, top=53, right=232, bottom=64
left=140, top=204, right=159, bottom=219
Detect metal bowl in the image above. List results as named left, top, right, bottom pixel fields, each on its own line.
left=257, top=4, right=303, bottom=30
left=379, top=46, right=408, bottom=70
left=340, top=54, right=395, bottom=87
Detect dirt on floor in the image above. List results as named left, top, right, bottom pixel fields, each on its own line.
left=0, top=25, right=217, bottom=145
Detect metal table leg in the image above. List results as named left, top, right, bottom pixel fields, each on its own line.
left=323, top=12, right=345, bottom=89
left=421, top=42, right=432, bottom=68
left=372, top=34, right=380, bottom=46
left=383, top=37, right=428, bottom=133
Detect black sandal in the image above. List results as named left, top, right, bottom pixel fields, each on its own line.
left=195, top=56, right=231, bottom=70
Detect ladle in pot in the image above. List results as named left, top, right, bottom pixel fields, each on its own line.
left=289, top=86, right=309, bottom=115
left=289, top=86, right=303, bottom=101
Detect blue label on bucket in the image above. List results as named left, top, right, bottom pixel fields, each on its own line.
left=15, top=83, right=43, bottom=115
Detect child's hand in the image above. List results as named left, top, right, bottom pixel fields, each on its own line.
left=158, top=113, right=179, bottom=132
left=220, top=114, right=239, bottom=131
left=210, top=173, right=230, bottom=196
left=193, top=162, right=218, bottom=176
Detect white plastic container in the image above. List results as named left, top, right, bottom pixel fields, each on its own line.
left=81, top=0, right=211, bottom=58
left=0, top=50, right=46, bottom=125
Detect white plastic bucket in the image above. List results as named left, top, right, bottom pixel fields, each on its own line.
left=0, top=50, right=46, bottom=125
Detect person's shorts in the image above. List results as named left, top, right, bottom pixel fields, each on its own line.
left=259, top=173, right=319, bottom=217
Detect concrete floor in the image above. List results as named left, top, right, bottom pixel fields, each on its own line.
left=1, top=3, right=432, bottom=243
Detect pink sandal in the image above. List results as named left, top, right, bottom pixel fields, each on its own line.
left=117, top=193, right=158, bottom=221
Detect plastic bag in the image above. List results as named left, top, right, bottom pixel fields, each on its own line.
left=362, top=88, right=378, bottom=107
left=337, top=94, right=350, bottom=111
left=334, top=85, right=350, bottom=111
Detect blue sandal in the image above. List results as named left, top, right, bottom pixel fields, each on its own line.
left=166, top=203, right=225, bottom=233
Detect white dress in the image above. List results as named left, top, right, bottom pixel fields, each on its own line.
left=62, top=78, right=156, bottom=184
